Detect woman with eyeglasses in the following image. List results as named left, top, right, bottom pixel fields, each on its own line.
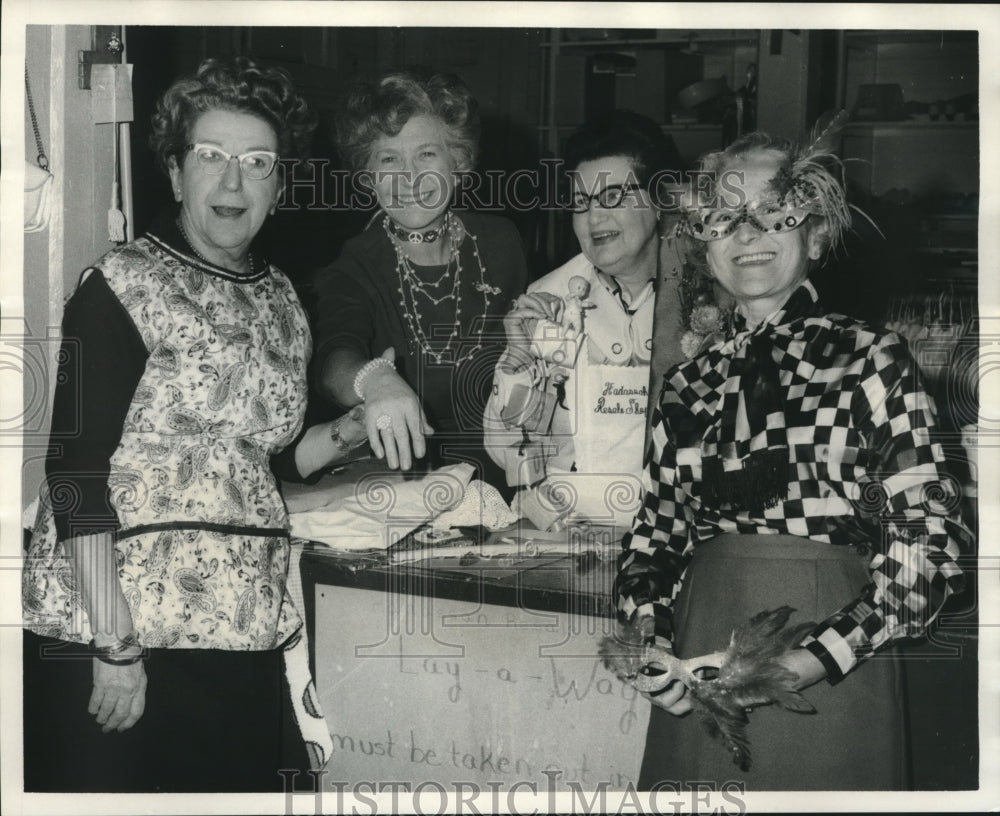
left=22, top=57, right=355, bottom=792
left=484, top=111, right=688, bottom=529
left=615, top=131, right=972, bottom=790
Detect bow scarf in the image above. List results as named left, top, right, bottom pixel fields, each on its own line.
left=665, top=283, right=824, bottom=514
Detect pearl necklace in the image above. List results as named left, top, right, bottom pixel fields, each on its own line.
left=176, top=217, right=258, bottom=276
left=385, top=213, right=501, bottom=366
left=395, top=212, right=456, bottom=292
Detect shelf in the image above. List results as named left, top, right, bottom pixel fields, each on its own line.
left=543, top=37, right=756, bottom=49
left=536, top=28, right=759, bottom=264
left=843, top=29, right=977, bottom=48
left=538, top=123, right=722, bottom=132
left=542, top=29, right=758, bottom=50
left=919, top=249, right=977, bottom=258
left=844, top=120, right=978, bottom=131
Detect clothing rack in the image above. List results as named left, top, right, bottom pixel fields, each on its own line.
left=882, top=282, right=977, bottom=396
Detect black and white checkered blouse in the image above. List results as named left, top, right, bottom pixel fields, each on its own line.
left=617, top=282, right=972, bottom=681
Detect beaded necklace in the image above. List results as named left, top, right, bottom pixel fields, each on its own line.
left=176, top=216, right=258, bottom=276
left=385, top=213, right=501, bottom=365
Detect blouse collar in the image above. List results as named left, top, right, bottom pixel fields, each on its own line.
left=145, top=208, right=270, bottom=283
left=730, top=279, right=820, bottom=336
left=594, top=268, right=656, bottom=315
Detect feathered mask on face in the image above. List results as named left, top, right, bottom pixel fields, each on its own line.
left=678, top=110, right=855, bottom=251
left=599, top=607, right=818, bottom=772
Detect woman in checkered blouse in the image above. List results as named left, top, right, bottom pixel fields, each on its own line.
left=615, top=132, right=973, bottom=790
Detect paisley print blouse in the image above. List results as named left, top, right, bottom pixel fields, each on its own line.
left=23, top=221, right=310, bottom=650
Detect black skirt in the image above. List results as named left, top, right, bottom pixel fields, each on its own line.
left=22, top=630, right=311, bottom=793
left=638, top=534, right=909, bottom=791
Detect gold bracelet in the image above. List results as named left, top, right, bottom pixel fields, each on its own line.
left=92, top=632, right=138, bottom=656
left=91, top=633, right=145, bottom=665
left=95, top=651, right=144, bottom=666
left=329, top=417, right=352, bottom=453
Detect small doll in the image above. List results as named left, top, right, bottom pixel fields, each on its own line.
left=562, top=275, right=595, bottom=339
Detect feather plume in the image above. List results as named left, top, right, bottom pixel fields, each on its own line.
left=601, top=606, right=817, bottom=772
left=772, top=108, right=855, bottom=253
left=848, top=202, right=887, bottom=240
left=599, top=614, right=661, bottom=685
left=802, top=109, right=850, bottom=157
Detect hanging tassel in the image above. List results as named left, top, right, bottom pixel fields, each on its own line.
left=107, top=76, right=126, bottom=243
left=108, top=177, right=126, bottom=243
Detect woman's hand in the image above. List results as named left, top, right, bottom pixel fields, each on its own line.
left=68, top=532, right=146, bottom=732
left=641, top=648, right=824, bottom=718
left=502, top=293, right=564, bottom=356
left=292, top=405, right=370, bottom=479
left=362, top=348, right=434, bottom=470
left=778, top=647, right=827, bottom=692
left=333, top=405, right=369, bottom=450
left=642, top=680, right=694, bottom=716
left=90, top=658, right=147, bottom=733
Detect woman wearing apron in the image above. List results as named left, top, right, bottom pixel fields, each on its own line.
left=484, top=111, right=687, bottom=529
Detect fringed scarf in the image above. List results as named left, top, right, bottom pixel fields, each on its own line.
left=686, top=283, right=824, bottom=514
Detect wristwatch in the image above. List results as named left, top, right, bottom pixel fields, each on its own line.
left=329, top=405, right=366, bottom=453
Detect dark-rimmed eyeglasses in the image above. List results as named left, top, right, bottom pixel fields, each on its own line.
left=567, top=183, right=641, bottom=214
left=184, top=143, right=279, bottom=180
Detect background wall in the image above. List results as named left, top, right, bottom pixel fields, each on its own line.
left=18, top=24, right=980, bottom=518
left=21, top=25, right=54, bottom=515
left=121, top=26, right=546, bottom=283
left=21, top=24, right=120, bottom=512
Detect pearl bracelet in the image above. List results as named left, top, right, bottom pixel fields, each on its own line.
left=352, top=356, right=395, bottom=401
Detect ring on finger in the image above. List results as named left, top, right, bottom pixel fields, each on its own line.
left=375, top=413, right=392, bottom=431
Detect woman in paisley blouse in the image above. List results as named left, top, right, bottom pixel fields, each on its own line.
left=22, top=57, right=355, bottom=792
left=615, top=132, right=973, bottom=790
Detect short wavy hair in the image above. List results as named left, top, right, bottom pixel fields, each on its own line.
left=564, top=109, right=682, bottom=191
left=150, top=56, right=317, bottom=175
left=334, top=70, right=480, bottom=173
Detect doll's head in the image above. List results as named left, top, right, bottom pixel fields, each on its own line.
left=568, top=275, right=591, bottom=299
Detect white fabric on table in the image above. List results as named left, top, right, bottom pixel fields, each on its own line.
left=289, top=463, right=474, bottom=550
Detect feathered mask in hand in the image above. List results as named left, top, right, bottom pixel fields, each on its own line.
left=599, top=607, right=817, bottom=771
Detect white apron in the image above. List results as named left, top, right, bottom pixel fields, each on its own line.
left=570, top=344, right=648, bottom=522
left=522, top=341, right=647, bottom=528
left=573, top=345, right=649, bottom=474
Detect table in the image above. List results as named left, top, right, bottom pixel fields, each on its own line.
left=291, top=464, right=979, bottom=792
left=299, top=538, right=650, bottom=789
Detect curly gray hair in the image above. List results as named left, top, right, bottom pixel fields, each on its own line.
left=150, top=56, right=317, bottom=175
left=334, top=70, right=480, bottom=173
